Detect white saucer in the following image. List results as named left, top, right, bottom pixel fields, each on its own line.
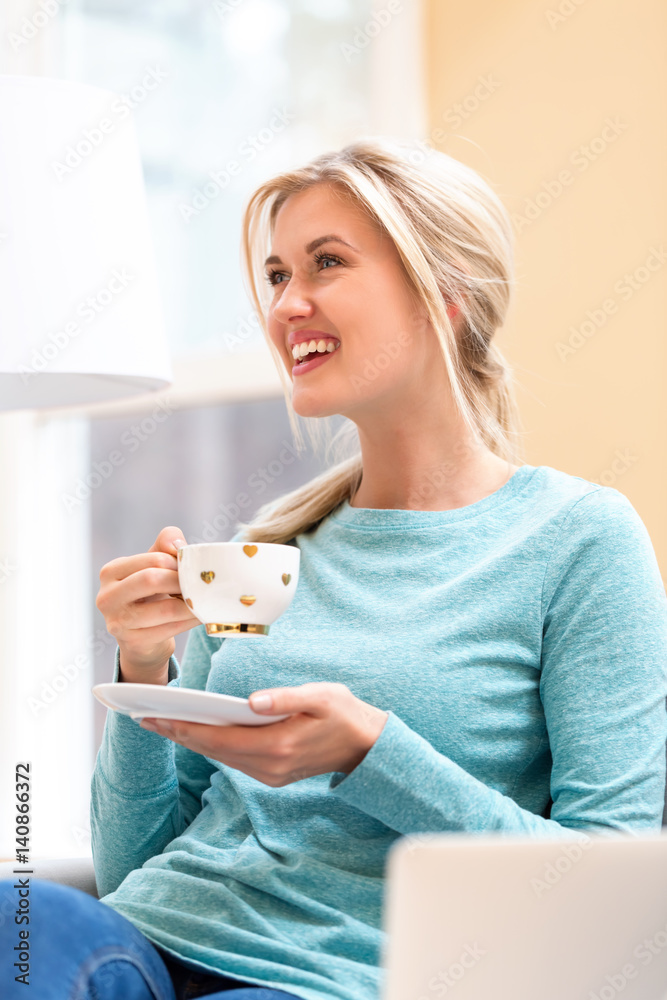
left=92, top=683, right=291, bottom=727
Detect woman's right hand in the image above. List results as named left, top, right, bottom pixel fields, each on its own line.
left=96, top=526, right=199, bottom=684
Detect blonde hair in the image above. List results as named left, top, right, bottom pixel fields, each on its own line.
left=235, top=136, right=526, bottom=544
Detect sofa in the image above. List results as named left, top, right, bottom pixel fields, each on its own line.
left=0, top=856, right=98, bottom=896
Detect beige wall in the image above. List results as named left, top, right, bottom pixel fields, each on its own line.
left=424, top=0, right=667, bottom=580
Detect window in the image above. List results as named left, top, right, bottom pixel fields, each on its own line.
left=90, top=398, right=348, bottom=747
left=0, top=0, right=425, bottom=858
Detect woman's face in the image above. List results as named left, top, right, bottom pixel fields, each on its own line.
left=265, top=182, right=446, bottom=421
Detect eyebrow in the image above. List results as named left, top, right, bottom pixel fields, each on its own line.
left=264, top=235, right=358, bottom=268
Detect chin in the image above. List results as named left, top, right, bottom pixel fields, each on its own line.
left=291, top=392, right=340, bottom=420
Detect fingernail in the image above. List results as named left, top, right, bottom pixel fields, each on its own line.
left=250, top=694, right=273, bottom=711
left=172, top=538, right=186, bottom=551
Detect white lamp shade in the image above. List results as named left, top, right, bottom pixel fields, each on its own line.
left=0, top=75, right=173, bottom=410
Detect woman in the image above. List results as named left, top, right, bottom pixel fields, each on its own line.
left=2, top=137, right=666, bottom=1000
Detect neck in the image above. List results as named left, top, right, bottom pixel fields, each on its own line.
left=348, top=419, right=515, bottom=512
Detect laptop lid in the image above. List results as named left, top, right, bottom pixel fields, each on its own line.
left=382, top=832, right=667, bottom=1000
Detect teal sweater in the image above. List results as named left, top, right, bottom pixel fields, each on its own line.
left=90, top=464, right=667, bottom=1000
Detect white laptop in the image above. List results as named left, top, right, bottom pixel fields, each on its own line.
left=382, top=832, right=667, bottom=1000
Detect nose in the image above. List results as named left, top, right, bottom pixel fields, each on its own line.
left=269, top=274, right=316, bottom=326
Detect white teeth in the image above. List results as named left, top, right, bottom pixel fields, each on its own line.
left=290, top=339, right=340, bottom=362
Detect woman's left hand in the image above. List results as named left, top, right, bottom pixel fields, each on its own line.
left=139, top=682, right=389, bottom=787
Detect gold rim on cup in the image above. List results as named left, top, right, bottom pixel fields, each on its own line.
left=205, top=623, right=271, bottom=636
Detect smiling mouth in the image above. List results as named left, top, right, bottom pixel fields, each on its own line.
left=292, top=342, right=341, bottom=365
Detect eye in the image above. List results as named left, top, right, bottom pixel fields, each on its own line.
left=312, top=251, right=343, bottom=270
left=264, top=252, right=344, bottom=287
left=264, top=269, right=286, bottom=287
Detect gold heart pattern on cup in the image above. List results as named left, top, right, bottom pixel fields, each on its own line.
left=185, top=598, right=193, bottom=609
left=195, top=554, right=291, bottom=606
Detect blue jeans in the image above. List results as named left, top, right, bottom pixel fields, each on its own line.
left=0, top=879, right=304, bottom=999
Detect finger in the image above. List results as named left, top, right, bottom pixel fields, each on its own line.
left=113, top=567, right=182, bottom=604
left=249, top=682, right=333, bottom=719
left=137, top=720, right=281, bottom=783
left=101, top=551, right=178, bottom=583
left=122, top=596, right=196, bottom=630
left=143, top=718, right=288, bottom=759
left=121, top=616, right=200, bottom=647
left=148, top=526, right=188, bottom=556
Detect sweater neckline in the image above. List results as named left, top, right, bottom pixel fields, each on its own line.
left=330, top=464, right=538, bottom=527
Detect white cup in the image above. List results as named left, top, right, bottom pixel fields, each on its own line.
left=177, top=541, right=300, bottom=637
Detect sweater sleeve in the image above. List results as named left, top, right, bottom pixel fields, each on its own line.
left=328, top=488, right=667, bottom=842
left=90, top=624, right=223, bottom=897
